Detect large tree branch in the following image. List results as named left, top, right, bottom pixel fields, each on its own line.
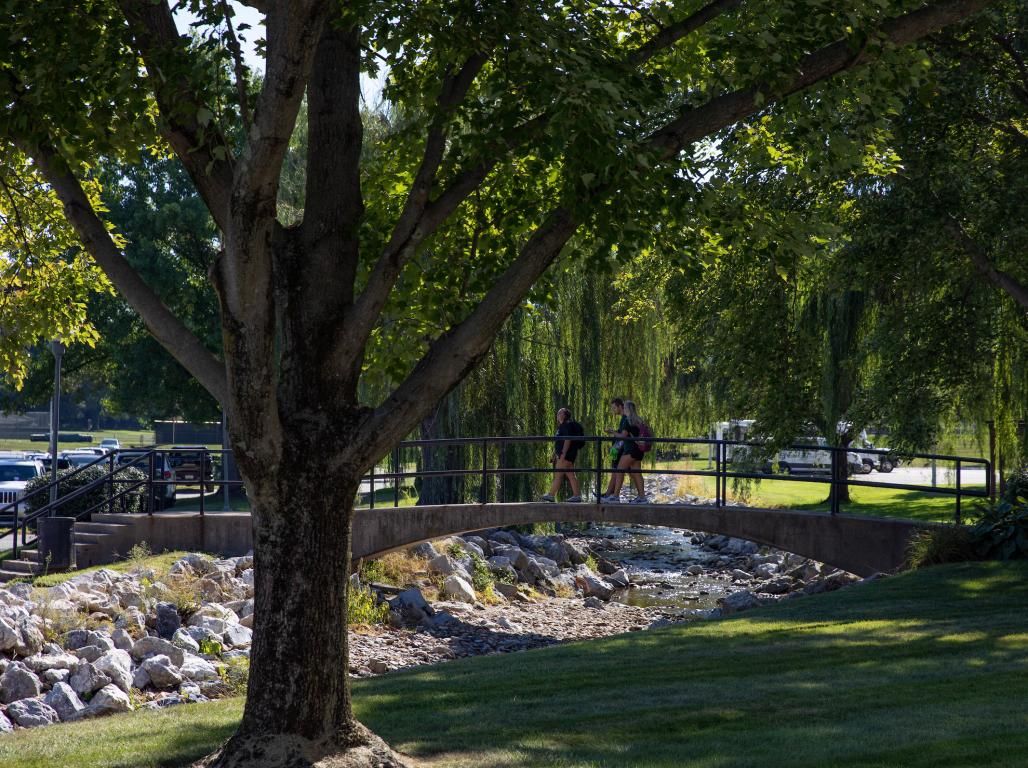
left=628, top=0, right=743, bottom=66
left=648, top=0, right=996, bottom=158
left=353, top=0, right=996, bottom=465
left=234, top=0, right=329, bottom=220
left=335, top=51, right=488, bottom=367
left=945, top=218, right=1028, bottom=310
left=359, top=208, right=580, bottom=463
left=117, top=0, right=234, bottom=233
left=27, top=142, right=228, bottom=404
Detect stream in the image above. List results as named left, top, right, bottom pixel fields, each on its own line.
left=575, top=523, right=730, bottom=616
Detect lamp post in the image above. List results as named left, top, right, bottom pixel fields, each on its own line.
left=48, top=340, right=66, bottom=507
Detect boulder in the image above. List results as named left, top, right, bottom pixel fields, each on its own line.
left=759, top=578, right=793, bottom=595
left=0, top=710, right=12, bottom=733
left=44, top=682, right=85, bottom=721
left=42, top=668, right=70, bottom=686
left=171, top=627, right=201, bottom=654
left=187, top=604, right=239, bottom=635
left=116, top=606, right=147, bottom=635
left=564, top=540, right=590, bottom=565
left=179, top=654, right=220, bottom=682
left=607, top=569, right=631, bottom=589
left=155, top=602, right=182, bottom=639
left=0, top=616, right=19, bottom=651
left=73, top=645, right=105, bottom=663
left=575, top=572, right=614, bottom=601
left=131, top=636, right=185, bottom=667
left=223, top=624, right=252, bottom=648
left=460, top=540, right=485, bottom=559
left=493, top=582, right=520, bottom=600
left=487, top=530, right=519, bottom=546
left=463, top=535, right=491, bottom=556
left=6, top=697, right=59, bottom=727
left=94, top=649, right=134, bottom=693
left=112, top=628, right=133, bottom=651
left=24, top=652, right=80, bottom=673
left=14, top=619, right=44, bottom=657
left=0, top=663, right=42, bottom=703
left=754, top=563, right=779, bottom=578
left=132, top=666, right=151, bottom=690
left=583, top=596, right=606, bottom=610
left=68, top=661, right=111, bottom=696
left=441, top=575, right=476, bottom=603
left=82, top=683, right=133, bottom=717
left=142, top=654, right=183, bottom=689
left=491, top=545, right=528, bottom=571
left=427, top=555, right=460, bottom=576
left=408, top=541, right=439, bottom=560
left=718, top=590, right=761, bottom=615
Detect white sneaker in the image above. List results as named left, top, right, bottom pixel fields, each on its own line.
left=600, top=494, right=620, bottom=504
left=540, top=494, right=555, bottom=502
left=567, top=495, right=582, bottom=503
left=630, top=496, right=649, bottom=504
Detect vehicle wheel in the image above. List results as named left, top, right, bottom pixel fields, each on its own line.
left=165, top=493, right=176, bottom=509
left=879, top=459, right=894, bottom=473
left=780, top=463, right=791, bottom=475
left=861, top=460, right=874, bottom=474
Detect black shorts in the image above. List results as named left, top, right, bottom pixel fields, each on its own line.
left=627, top=448, right=644, bottom=461
left=563, top=446, right=580, bottom=463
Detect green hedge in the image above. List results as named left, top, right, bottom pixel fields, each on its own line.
left=23, top=465, right=147, bottom=518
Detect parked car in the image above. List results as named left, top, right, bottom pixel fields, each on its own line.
left=115, top=451, right=176, bottom=510
left=99, top=438, right=121, bottom=452
left=60, top=450, right=106, bottom=468
left=0, top=457, right=46, bottom=523
left=168, top=446, right=216, bottom=490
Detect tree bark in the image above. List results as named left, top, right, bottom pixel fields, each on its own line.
left=202, top=434, right=409, bottom=768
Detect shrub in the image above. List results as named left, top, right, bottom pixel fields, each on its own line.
left=907, top=525, right=976, bottom=569
left=23, top=465, right=146, bottom=518
left=970, top=466, right=1028, bottom=561
left=468, top=552, right=494, bottom=594
left=347, top=582, right=389, bottom=626
left=219, top=656, right=250, bottom=695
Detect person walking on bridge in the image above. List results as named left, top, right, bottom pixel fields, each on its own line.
left=602, top=399, right=648, bottom=503
left=541, top=407, right=584, bottom=502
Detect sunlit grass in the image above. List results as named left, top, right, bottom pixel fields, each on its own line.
left=2, top=561, right=1025, bottom=767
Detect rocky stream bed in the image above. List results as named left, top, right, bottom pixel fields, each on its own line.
left=0, top=481, right=872, bottom=733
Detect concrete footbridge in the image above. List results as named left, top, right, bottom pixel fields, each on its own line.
left=1, top=437, right=992, bottom=580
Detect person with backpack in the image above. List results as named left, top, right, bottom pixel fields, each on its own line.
left=541, top=407, right=584, bottom=502
left=601, top=399, right=651, bottom=503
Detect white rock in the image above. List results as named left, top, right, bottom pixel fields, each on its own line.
left=82, top=684, right=133, bottom=717
left=68, top=661, right=111, bottom=696
left=94, top=650, right=133, bottom=693
left=223, top=624, right=252, bottom=648
left=44, top=682, right=85, bottom=721
left=575, top=572, right=614, bottom=601
left=23, top=652, right=80, bottom=673
left=428, top=555, right=460, bottom=576
left=112, top=628, right=133, bottom=651
left=131, top=636, right=185, bottom=667
left=6, top=697, right=59, bottom=727
left=142, top=654, right=183, bottom=689
left=172, top=627, right=200, bottom=654
left=0, top=663, right=42, bottom=703
left=179, top=653, right=219, bottom=682
left=0, top=616, right=19, bottom=651
left=441, top=575, right=476, bottom=603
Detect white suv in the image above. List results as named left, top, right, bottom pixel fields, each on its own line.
left=0, top=457, right=46, bottom=522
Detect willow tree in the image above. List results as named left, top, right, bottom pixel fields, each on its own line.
left=0, top=1, right=995, bottom=764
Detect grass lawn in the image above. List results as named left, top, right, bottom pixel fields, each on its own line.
left=2, top=560, right=1026, bottom=767
left=0, top=429, right=160, bottom=453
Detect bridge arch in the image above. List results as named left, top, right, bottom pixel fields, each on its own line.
left=352, top=502, right=925, bottom=576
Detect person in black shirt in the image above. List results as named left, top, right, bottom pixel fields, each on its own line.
left=541, top=407, right=584, bottom=502
left=601, top=399, right=648, bottom=503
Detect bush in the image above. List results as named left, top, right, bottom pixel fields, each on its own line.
left=347, top=582, right=389, bottom=626
left=468, top=552, right=494, bottom=594
left=23, top=465, right=147, bottom=518
left=907, top=525, right=976, bottom=569
left=971, top=465, right=1028, bottom=561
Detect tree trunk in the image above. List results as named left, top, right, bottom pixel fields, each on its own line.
left=202, top=444, right=409, bottom=767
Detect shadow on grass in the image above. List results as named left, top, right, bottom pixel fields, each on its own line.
left=354, top=561, right=1028, bottom=768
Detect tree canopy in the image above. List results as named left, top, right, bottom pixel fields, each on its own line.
left=0, top=2, right=1003, bottom=765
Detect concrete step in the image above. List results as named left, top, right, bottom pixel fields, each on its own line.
left=90, top=513, right=139, bottom=525
left=20, top=548, right=39, bottom=560
left=74, top=521, right=130, bottom=535
left=0, top=569, right=30, bottom=583
left=74, top=541, right=102, bottom=569
left=71, top=532, right=114, bottom=545
left=0, top=558, right=45, bottom=574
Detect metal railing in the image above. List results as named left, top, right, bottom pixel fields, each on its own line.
left=2, top=437, right=993, bottom=562
left=361, top=435, right=992, bottom=524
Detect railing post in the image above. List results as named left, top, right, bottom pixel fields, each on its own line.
left=715, top=441, right=722, bottom=508
left=107, top=452, right=115, bottom=514
left=479, top=438, right=489, bottom=504
left=393, top=447, right=400, bottom=507
left=830, top=448, right=841, bottom=516
left=955, top=458, right=962, bottom=525
left=199, top=448, right=206, bottom=518
left=368, top=459, right=375, bottom=510
left=148, top=451, right=155, bottom=516
left=499, top=440, right=506, bottom=502
left=595, top=436, right=602, bottom=504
